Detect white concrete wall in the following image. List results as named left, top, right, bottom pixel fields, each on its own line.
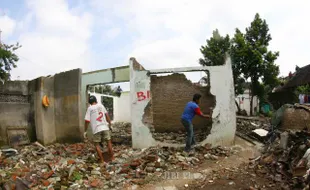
left=113, top=91, right=131, bottom=122
left=235, top=91, right=259, bottom=115
left=130, top=57, right=236, bottom=149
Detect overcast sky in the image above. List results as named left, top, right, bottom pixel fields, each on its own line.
left=1, top=0, right=310, bottom=84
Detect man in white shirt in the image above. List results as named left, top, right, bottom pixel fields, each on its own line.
left=84, top=95, right=114, bottom=164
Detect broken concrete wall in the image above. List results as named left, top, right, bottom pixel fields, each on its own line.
left=0, top=69, right=82, bottom=146
left=33, top=69, right=82, bottom=145
left=0, top=81, right=36, bottom=145
left=54, top=69, right=83, bottom=143
left=130, top=57, right=236, bottom=149
left=33, top=77, right=56, bottom=145
left=150, top=73, right=215, bottom=132
left=130, top=58, right=156, bottom=148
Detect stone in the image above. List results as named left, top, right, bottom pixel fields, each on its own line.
left=146, top=167, right=155, bottom=173
left=91, top=170, right=101, bottom=175
left=229, top=181, right=235, bottom=185
left=280, top=132, right=289, bottom=149
left=176, top=155, right=186, bottom=162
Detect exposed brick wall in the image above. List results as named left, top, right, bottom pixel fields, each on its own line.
left=150, top=73, right=216, bottom=133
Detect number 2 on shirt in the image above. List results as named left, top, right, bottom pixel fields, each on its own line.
left=96, top=112, right=103, bottom=122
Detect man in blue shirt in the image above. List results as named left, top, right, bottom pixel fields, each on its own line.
left=181, top=94, right=210, bottom=152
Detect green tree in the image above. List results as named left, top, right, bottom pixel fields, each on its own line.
left=199, top=29, right=245, bottom=112
left=0, top=42, right=21, bottom=81
left=231, top=13, right=280, bottom=115
left=199, top=29, right=231, bottom=66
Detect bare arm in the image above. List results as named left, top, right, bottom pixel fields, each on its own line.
left=105, top=113, right=112, bottom=130
left=84, top=120, right=89, bottom=132
left=195, top=107, right=211, bottom=119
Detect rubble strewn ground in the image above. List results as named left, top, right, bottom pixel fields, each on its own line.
left=153, top=129, right=208, bottom=144
left=2, top=113, right=310, bottom=189
left=0, top=122, right=235, bottom=190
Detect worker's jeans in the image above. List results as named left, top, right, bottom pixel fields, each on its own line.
left=181, top=119, right=196, bottom=152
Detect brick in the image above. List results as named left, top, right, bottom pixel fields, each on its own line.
left=155, top=162, right=162, bottom=168
left=130, top=161, right=141, bottom=169
left=22, top=168, right=30, bottom=172
left=42, top=171, right=54, bottom=179
left=67, top=160, right=75, bottom=165
left=42, top=180, right=50, bottom=187
left=11, top=175, right=17, bottom=181
left=131, top=179, right=145, bottom=185
left=90, top=179, right=99, bottom=187
left=146, top=155, right=158, bottom=162
left=120, top=167, right=130, bottom=174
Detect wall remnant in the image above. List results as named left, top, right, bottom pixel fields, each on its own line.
left=150, top=73, right=215, bottom=132
left=130, top=57, right=236, bottom=149
left=0, top=81, right=36, bottom=146
left=0, top=69, right=83, bottom=146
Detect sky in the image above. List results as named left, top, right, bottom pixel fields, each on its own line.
left=1, top=0, right=310, bottom=89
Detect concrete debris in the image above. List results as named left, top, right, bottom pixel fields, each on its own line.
left=237, top=117, right=271, bottom=143
left=0, top=141, right=232, bottom=189
left=111, top=122, right=132, bottom=145
left=252, top=129, right=268, bottom=137
left=252, top=130, right=310, bottom=189
left=153, top=129, right=208, bottom=144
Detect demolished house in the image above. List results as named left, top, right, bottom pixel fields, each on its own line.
left=0, top=57, right=238, bottom=189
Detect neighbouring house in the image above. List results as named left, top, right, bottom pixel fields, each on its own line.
left=269, top=64, right=310, bottom=109
left=235, top=89, right=259, bottom=116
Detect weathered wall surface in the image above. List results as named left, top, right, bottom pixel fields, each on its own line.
left=0, top=69, right=83, bottom=146
left=282, top=108, right=310, bottom=130
left=151, top=74, right=215, bottom=132
left=130, top=57, right=236, bottom=149
left=33, top=77, right=56, bottom=145
left=54, top=69, right=83, bottom=143
left=113, top=91, right=131, bottom=122
left=0, top=81, right=36, bottom=145
left=130, top=58, right=156, bottom=148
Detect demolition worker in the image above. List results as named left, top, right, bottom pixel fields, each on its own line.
left=181, top=94, right=210, bottom=153
left=84, top=95, right=114, bottom=165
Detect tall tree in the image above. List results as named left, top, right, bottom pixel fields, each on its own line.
left=199, top=29, right=245, bottom=112
left=231, top=13, right=279, bottom=115
left=199, top=29, right=231, bottom=66
left=0, top=42, right=21, bottom=81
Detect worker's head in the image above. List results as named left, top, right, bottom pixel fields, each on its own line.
left=88, top=95, right=97, bottom=105
left=193, top=93, right=202, bottom=104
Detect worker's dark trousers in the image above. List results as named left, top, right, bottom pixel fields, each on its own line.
left=181, top=119, right=196, bottom=152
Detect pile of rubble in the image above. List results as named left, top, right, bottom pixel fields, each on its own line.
left=236, top=116, right=271, bottom=143
left=251, top=130, right=310, bottom=189
left=0, top=140, right=234, bottom=189
left=152, top=129, right=208, bottom=144
left=111, top=122, right=131, bottom=145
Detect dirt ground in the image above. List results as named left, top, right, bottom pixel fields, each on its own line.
left=130, top=137, right=277, bottom=190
